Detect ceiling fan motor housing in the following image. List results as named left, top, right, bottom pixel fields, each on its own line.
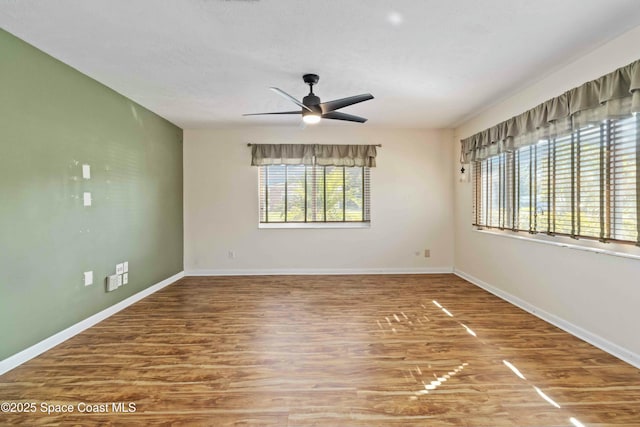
left=303, top=74, right=321, bottom=113
left=303, top=94, right=321, bottom=113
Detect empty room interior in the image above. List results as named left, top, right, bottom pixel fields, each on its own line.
left=2, top=1, right=640, bottom=425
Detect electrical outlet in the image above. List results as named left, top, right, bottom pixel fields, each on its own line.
left=117, top=274, right=123, bottom=288
left=83, top=192, right=92, bottom=206
left=424, top=249, right=431, bottom=258
left=84, top=271, right=93, bottom=286
left=106, top=275, right=118, bottom=292
left=123, top=273, right=128, bottom=285
left=116, top=263, right=124, bottom=275
left=123, top=261, right=129, bottom=273
left=228, top=250, right=236, bottom=259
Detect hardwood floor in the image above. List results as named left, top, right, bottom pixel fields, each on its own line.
left=1, top=274, right=639, bottom=426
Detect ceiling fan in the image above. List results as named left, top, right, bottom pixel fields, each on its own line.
left=243, top=74, right=374, bottom=124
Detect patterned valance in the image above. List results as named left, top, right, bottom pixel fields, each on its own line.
left=250, top=144, right=377, bottom=167
left=461, top=59, right=640, bottom=162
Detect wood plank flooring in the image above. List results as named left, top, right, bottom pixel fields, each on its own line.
left=1, top=274, right=639, bottom=426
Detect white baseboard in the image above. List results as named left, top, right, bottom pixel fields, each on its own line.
left=186, top=267, right=454, bottom=276
left=0, top=271, right=185, bottom=376
left=453, top=269, right=640, bottom=369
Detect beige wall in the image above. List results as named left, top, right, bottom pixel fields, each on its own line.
left=184, top=126, right=454, bottom=274
left=454, top=26, right=640, bottom=362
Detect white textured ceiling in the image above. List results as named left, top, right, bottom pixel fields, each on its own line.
left=2, top=0, right=640, bottom=129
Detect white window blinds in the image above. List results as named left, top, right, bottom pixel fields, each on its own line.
left=259, top=165, right=370, bottom=224
left=251, top=144, right=377, bottom=225
left=473, top=116, right=639, bottom=244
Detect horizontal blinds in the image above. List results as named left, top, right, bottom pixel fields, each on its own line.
left=536, top=140, right=550, bottom=234
left=325, top=166, right=344, bottom=221
left=489, top=155, right=500, bottom=228
left=554, top=135, right=573, bottom=235
left=363, top=167, right=371, bottom=222
left=473, top=162, right=482, bottom=225
left=504, top=151, right=514, bottom=230
left=260, top=165, right=370, bottom=223
left=259, top=166, right=267, bottom=222
left=286, top=165, right=306, bottom=222
left=577, top=125, right=602, bottom=238
left=517, top=147, right=532, bottom=231
left=473, top=115, right=639, bottom=245
left=481, top=159, right=490, bottom=227
left=610, top=116, right=637, bottom=241
left=306, top=166, right=324, bottom=222
left=261, top=165, right=286, bottom=222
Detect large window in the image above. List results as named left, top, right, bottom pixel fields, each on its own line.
left=473, top=115, right=639, bottom=244
left=259, top=165, right=370, bottom=224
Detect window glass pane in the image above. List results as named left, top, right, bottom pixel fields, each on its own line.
left=325, top=166, right=345, bottom=221
left=266, top=165, right=285, bottom=222
left=503, top=152, right=514, bottom=229
left=306, top=165, right=324, bottom=222
left=259, top=167, right=267, bottom=222
left=286, top=165, right=305, bottom=221
left=517, top=147, right=532, bottom=231
left=577, top=125, right=602, bottom=238
left=345, top=167, right=364, bottom=221
left=479, top=161, right=488, bottom=226
left=553, top=135, right=573, bottom=235
left=610, top=116, right=637, bottom=241
left=363, top=168, right=371, bottom=221
left=535, top=140, right=550, bottom=233
left=473, top=162, right=481, bottom=225
left=489, top=156, right=500, bottom=227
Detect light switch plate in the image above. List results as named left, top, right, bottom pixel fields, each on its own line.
left=82, top=164, right=91, bottom=179
left=83, top=192, right=92, bottom=207
left=123, top=273, right=128, bottom=285
left=84, top=271, right=93, bottom=286
left=116, top=263, right=124, bottom=275
left=123, top=261, right=128, bottom=273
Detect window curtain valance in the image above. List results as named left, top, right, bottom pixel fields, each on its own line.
left=461, top=59, right=640, bottom=162
left=250, top=144, right=377, bottom=167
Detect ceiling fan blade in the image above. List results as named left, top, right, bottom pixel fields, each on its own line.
left=320, top=93, right=374, bottom=113
left=322, top=111, right=368, bottom=123
left=243, top=111, right=301, bottom=116
left=270, top=87, right=312, bottom=111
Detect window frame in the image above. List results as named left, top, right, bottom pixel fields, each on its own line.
left=257, top=164, right=371, bottom=229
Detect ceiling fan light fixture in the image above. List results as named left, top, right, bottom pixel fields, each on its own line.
left=243, top=74, right=373, bottom=124
left=302, top=113, right=321, bottom=124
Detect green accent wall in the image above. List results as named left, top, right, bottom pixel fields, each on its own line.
left=0, top=29, right=183, bottom=360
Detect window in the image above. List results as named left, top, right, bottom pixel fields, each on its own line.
left=259, top=164, right=371, bottom=224
left=473, top=115, right=639, bottom=244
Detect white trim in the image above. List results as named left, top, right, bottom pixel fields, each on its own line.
left=187, top=267, right=454, bottom=276
left=259, top=222, right=371, bottom=229
left=453, top=269, right=640, bottom=369
left=474, top=228, right=640, bottom=261
left=0, top=271, right=185, bottom=376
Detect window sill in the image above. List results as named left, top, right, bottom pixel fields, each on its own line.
left=259, top=222, right=371, bottom=229
left=473, top=228, right=640, bottom=261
